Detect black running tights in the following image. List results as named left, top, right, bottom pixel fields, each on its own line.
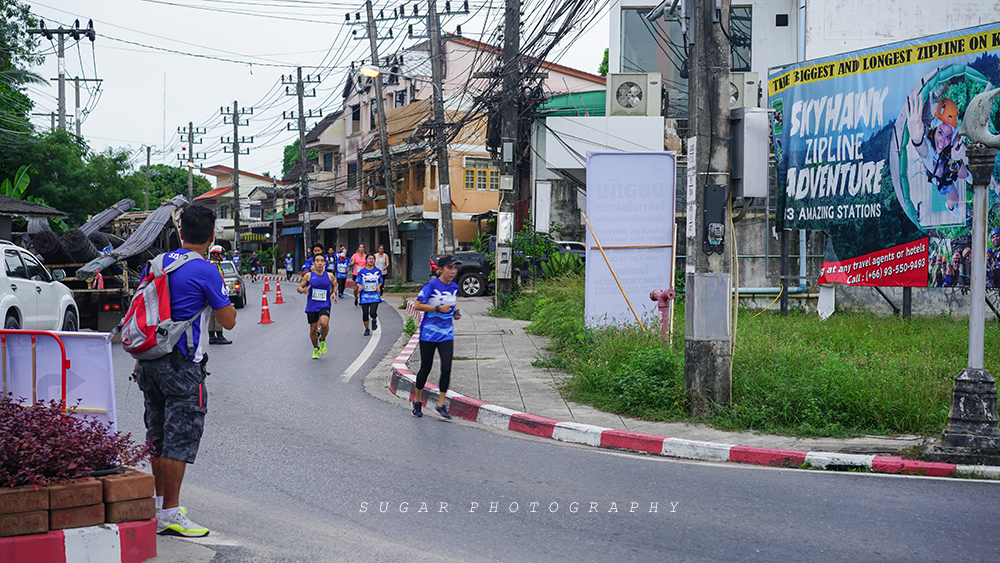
left=415, top=339, right=454, bottom=395
left=361, top=301, right=379, bottom=322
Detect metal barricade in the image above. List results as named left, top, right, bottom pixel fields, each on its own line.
left=0, top=330, right=71, bottom=413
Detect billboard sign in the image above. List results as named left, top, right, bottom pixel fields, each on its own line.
left=584, top=152, right=676, bottom=327
left=769, top=22, right=1000, bottom=288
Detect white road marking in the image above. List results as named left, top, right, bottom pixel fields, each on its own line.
left=173, top=530, right=242, bottom=547
left=340, top=320, right=382, bottom=381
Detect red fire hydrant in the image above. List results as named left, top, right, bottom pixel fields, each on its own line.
left=649, top=288, right=676, bottom=341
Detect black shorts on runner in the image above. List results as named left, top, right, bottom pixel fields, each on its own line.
left=136, top=351, right=208, bottom=464
left=306, top=308, right=331, bottom=324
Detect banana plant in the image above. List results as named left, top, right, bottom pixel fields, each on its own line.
left=541, top=251, right=583, bottom=278
left=0, top=166, right=30, bottom=199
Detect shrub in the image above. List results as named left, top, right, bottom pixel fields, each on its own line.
left=0, top=394, right=152, bottom=488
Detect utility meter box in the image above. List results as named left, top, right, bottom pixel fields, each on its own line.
left=730, top=107, right=770, bottom=199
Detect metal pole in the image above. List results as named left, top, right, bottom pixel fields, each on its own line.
left=145, top=146, right=151, bottom=212
left=969, top=179, right=987, bottom=369
left=367, top=0, right=401, bottom=279
left=495, top=0, right=520, bottom=295
left=428, top=0, right=455, bottom=253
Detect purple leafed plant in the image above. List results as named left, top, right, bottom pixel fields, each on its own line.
left=0, top=393, right=151, bottom=488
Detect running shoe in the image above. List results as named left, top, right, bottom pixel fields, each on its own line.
left=319, top=340, right=327, bottom=355
left=312, top=348, right=320, bottom=359
left=411, top=401, right=423, bottom=417
left=157, top=509, right=209, bottom=537
left=364, top=328, right=371, bottom=336
left=372, top=318, right=378, bottom=330
left=435, top=405, right=452, bottom=419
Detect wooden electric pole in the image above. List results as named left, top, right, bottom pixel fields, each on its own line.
left=428, top=0, right=455, bottom=253
left=495, top=0, right=520, bottom=295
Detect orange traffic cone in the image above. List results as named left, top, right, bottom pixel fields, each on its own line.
left=258, top=290, right=274, bottom=324
left=274, top=280, right=286, bottom=304
left=264, top=278, right=271, bottom=293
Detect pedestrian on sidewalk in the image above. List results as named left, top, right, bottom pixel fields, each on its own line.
left=297, top=253, right=337, bottom=359
left=410, top=254, right=461, bottom=419
left=349, top=243, right=366, bottom=306
left=355, top=254, right=383, bottom=336
left=334, top=249, right=350, bottom=298
left=284, top=253, right=294, bottom=281
left=136, top=205, right=236, bottom=538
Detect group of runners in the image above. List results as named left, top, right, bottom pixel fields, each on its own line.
left=293, top=242, right=461, bottom=419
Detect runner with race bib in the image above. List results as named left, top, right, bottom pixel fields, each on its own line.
left=355, top=254, right=383, bottom=336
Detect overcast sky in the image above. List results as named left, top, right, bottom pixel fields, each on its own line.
left=24, top=0, right=609, bottom=182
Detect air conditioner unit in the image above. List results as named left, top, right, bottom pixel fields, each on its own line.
left=606, top=73, right=662, bottom=117
left=730, top=72, right=759, bottom=109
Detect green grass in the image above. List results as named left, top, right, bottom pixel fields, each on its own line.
left=492, top=273, right=997, bottom=438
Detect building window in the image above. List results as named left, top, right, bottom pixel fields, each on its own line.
left=620, top=6, right=752, bottom=119
left=219, top=204, right=228, bottom=219
left=370, top=102, right=378, bottom=130
left=464, top=158, right=499, bottom=191
left=351, top=104, right=361, bottom=132
left=323, top=152, right=334, bottom=171
left=395, top=90, right=407, bottom=107
left=347, top=162, right=358, bottom=189
left=249, top=202, right=261, bottom=220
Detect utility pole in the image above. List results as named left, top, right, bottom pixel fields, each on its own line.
left=685, top=0, right=732, bottom=414
left=145, top=146, right=151, bottom=211
left=427, top=0, right=455, bottom=253
left=282, top=69, right=322, bottom=260
left=178, top=122, right=206, bottom=203
left=495, top=0, right=520, bottom=295
left=222, top=102, right=253, bottom=255
left=55, top=76, right=100, bottom=136
left=28, top=19, right=95, bottom=131
left=366, top=0, right=402, bottom=280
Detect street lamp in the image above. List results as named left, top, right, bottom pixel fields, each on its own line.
left=357, top=65, right=442, bottom=98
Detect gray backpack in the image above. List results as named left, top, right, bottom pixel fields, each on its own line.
left=115, top=251, right=209, bottom=360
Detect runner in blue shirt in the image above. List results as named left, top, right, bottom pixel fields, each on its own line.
left=297, top=254, right=338, bottom=359
left=410, top=254, right=461, bottom=419
left=355, top=254, right=383, bottom=336
left=284, top=253, right=294, bottom=281
left=334, top=250, right=350, bottom=298
left=134, top=205, right=235, bottom=537
left=301, top=243, right=324, bottom=272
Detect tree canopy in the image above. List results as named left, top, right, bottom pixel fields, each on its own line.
left=0, top=0, right=44, bottom=146
left=131, top=164, right=212, bottom=207
left=282, top=138, right=318, bottom=177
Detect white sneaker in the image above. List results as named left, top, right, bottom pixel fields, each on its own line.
left=157, top=507, right=209, bottom=537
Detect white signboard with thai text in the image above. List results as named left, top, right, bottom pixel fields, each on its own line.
left=585, top=152, right=677, bottom=327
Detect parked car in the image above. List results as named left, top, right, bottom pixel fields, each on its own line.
left=555, top=240, right=586, bottom=262
left=430, top=251, right=492, bottom=298
left=0, top=241, right=79, bottom=330
left=218, top=260, right=245, bottom=308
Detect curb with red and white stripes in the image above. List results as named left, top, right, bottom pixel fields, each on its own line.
left=0, top=518, right=156, bottom=563
left=392, top=305, right=1000, bottom=480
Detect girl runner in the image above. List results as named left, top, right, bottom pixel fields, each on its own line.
left=334, top=250, right=350, bottom=298
left=349, top=244, right=366, bottom=305
left=411, top=254, right=461, bottom=419
left=355, top=254, right=383, bottom=336
left=297, top=254, right=338, bottom=359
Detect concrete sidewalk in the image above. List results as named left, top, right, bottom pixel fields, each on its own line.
left=387, top=296, right=1000, bottom=479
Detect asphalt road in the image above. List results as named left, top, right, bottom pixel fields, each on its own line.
left=111, top=285, right=1000, bottom=562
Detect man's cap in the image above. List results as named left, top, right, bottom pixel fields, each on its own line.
left=436, top=255, right=459, bottom=268
left=992, top=227, right=1000, bottom=237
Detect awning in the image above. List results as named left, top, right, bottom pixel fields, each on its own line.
left=241, top=233, right=268, bottom=241
left=339, top=212, right=420, bottom=230
left=319, top=212, right=420, bottom=230
left=247, top=220, right=272, bottom=228
left=316, top=214, right=359, bottom=230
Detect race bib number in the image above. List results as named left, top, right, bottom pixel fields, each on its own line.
left=312, top=289, right=328, bottom=301
left=363, top=282, right=377, bottom=292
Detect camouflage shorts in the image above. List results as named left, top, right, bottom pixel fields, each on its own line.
left=136, top=351, right=208, bottom=464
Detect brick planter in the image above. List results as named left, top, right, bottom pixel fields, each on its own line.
left=0, top=468, right=154, bottom=537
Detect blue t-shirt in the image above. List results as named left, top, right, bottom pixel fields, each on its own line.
left=417, top=277, right=459, bottom=342
left=156, top=250, right=231, bottom=362
left=284, top=257, right=294, bottom=271
left=334, top=255, right=350, bottom=278
left=356, top=267, right=383, bottom=304
left=324, top=254, right=337, bottom=272
left=301, top=255, right=320, bottom=272
left=305, top=271, right=333, bottom=312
